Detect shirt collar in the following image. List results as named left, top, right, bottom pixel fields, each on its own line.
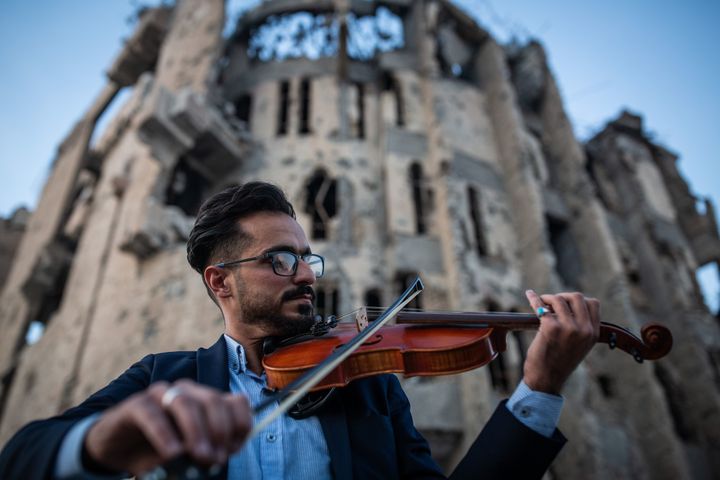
left=223, top=334, right=249, bottom=374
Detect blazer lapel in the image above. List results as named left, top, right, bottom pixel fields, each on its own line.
left=197, top=335, right=230, bottom=392
left=318, top=394, right=353, bottom=480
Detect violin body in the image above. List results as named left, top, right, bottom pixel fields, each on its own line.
left=263, top=323, right=501, bottom=391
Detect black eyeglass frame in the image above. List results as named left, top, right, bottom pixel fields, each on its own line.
left=214, top=251, right=325, bottom=278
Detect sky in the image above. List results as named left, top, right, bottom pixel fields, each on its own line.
left=1, top=0, right=718, bottom=310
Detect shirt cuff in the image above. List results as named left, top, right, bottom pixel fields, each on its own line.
left=505, top=380, right=564, bottom=438
left=54, top=414, right=128, bottom=479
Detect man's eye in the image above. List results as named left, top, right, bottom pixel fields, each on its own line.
left=274, top=253, right=293, bottom=265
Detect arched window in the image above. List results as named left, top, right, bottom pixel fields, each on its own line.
left=305, top=169, right=337, bottom=240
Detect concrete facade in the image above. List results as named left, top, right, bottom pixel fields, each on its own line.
left=1, top=1, right=718, bottom=478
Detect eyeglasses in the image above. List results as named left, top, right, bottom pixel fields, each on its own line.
left=215, top=251, right=325, bottom=278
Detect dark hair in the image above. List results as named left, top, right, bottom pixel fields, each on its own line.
left=187, top=182, right=296, bottom=273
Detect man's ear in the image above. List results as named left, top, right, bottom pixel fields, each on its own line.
left=204, top=266, right=233, bottom=299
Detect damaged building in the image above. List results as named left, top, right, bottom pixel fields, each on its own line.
left=1, top=1, right=719, bottom=478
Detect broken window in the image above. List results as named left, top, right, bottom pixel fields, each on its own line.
left=234, top=94, right=252, bottom=131
left=546, top=215, right=582, bottom=289
left=409, top=163, right=428, bottom=235
left=315, top=285, right=339, bottom=320
left=435, top=22, right=474, bottom=81
left=355, top=82, right=365, bottom=139
left=467, top=185, right=488, bottom=257
left=247, top=7, right=403, bottom=63
left=365, top=288, right=382, bottom=309
left=277, top=80, right=290, bottom=136
left=165, top=156, right=211, bottom=216
left=299, top=78, right=311, bottom=135
left=304, top=169, right=338, bottom=240
left=382, top=72, right=404, bottom=127
left=20, top=238, right=74, bottom=346
left=395, top=272, right=421, bottom=310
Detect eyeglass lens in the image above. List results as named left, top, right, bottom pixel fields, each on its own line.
left=272, top=252, right=323, bottom=277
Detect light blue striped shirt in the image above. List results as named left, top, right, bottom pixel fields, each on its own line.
left=224, top=335, right=332, bottom=480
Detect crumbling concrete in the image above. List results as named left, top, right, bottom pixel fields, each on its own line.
left=0, top=1, right=718, bottom=479
left=0, top=208, right=29, bottom=293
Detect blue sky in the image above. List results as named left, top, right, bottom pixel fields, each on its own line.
left=1, top=0, right=718, bottom=310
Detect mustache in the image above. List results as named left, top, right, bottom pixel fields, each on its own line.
left=282, top=285, right=316, bottom=302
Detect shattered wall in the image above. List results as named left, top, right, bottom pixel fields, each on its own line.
left=0, top=208, right=29, bottom=293
left=1, top=1, right=719, bottom=478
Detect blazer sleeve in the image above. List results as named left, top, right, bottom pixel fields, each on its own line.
left=0, top=355, right=156, bottom=480
left=449, top=400, right=566, bottom=480
left=386, top=376, right=566, bottom=480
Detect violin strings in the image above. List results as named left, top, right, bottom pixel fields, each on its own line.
left=326, top=307, right=536, bottom=325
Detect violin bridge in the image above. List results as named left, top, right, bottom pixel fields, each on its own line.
left=355, top=307, right=369, bottom=332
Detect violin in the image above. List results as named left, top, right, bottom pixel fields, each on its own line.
left=263, top=308, right=673, bottom=392
left=143, top=277, right=672, bottom=480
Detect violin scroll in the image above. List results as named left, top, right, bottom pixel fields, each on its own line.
left=640, top=323, right=673, bottom=360
left=599, top=322, right=672, bottom=363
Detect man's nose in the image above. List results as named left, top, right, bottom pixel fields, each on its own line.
left=293, top=259, right=316, bottom=284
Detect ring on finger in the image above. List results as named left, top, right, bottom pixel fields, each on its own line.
left=161, top=386, right=184, bottom=409
left=536, top=306, right=551, bottom=317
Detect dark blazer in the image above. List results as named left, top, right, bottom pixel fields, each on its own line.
left=0, top=336, right=565, bottom=479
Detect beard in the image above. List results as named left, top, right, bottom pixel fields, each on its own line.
left=237, top=282, right=317, bottom=338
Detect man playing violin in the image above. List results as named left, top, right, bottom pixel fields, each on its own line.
left=0, top=181, right=599, bottom=479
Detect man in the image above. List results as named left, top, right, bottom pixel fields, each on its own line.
left=0, top=182, right=599, bottom=479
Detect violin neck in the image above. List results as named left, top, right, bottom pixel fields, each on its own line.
left=395, top=311, right=540, bottom=330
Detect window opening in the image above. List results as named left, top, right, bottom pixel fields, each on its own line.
left=247, top=8, right=403, bottom=62
left=19, top=237, right=75, bottom=346
left=382, top=73, right=404, bottom=127
left=355, top=82, right=365, bottom=139
left=467, top=186, right=488, bottom=257
left=165, top=157, right=210, bottom=216
left=546, top=215, right=582, bottom=289
left=234, top=94, right=252, bottom=130
left=277, top=80, right=290, bottom=136
left=299, top=78, right=311, bottom=135
left=305, top=170, right=338, bottom=240
left=365, top=289, right=382, bottom=309
left=410, top=163, right=427, bottom=234
left=315, top=285, right=339, bottom=320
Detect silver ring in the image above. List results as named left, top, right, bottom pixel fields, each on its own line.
left=536, top=306, right=551, bottom=317
left=161, top=386, right=183, bottom=408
